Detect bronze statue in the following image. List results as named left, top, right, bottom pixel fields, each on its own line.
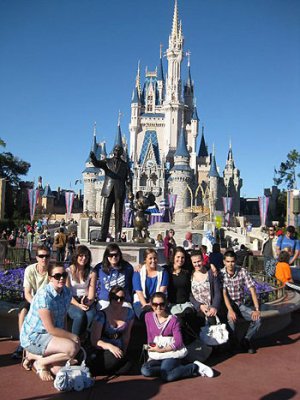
left=131, top=191, right=156, bottom=243
left=90, top=144, right=133, bottom=241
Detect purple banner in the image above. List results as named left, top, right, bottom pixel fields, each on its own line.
left=258, top=196, right=269, bottom=226
left=28, top=189, right=39, bottom=222
left=222, top=197, right=233, bottom=225
left=65, top=191, right=75, bottom=217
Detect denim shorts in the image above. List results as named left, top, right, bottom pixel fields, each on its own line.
left=25, top=333, right=52, bottom=356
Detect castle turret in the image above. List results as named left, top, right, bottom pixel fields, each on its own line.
left=82, top=123, right=100, bottom=213
left=208, top=145, right=219, bottom=219
left=169, top=128, right=192, bottom=224
left=223, top=141, right=242, bottom=215
left=157, top=45, right=165, bottom=105
left=129, top=62, right=142, bottom=162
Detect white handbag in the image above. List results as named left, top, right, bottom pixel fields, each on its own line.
left=199, top=316, right=229, bottom=346
left=54, top=347, right=94, bottom=392
left=148, top=316, right=188, bottom=360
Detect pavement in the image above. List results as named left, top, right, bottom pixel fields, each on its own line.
left=0, top=310, right=300, bottom=400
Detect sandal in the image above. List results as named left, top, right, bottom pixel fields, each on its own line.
left=32, top=361, right=54, bottom=382
left=21, top=350, right=32, bottom=371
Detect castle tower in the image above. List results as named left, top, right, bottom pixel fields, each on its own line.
left=82, top=123, right=101, bottom=213
left=208, top=146, right=219, bottom=219
left=163, top=0, right=185, bottom=153
left=223, top=141, right=242, bottom=215
left=169, top=128, right=192, bottom=224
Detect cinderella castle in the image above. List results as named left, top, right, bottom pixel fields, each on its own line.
left=83, top=0, right=242, bottom=226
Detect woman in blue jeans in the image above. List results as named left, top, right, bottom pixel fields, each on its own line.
left=66, top=245, right=97, bottom=336
left=141, top=292, right=214, bottom=382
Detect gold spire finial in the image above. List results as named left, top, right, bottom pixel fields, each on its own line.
left=172, top=0, right=179, bottom=37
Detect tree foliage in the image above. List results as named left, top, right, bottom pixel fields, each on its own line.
left=274, top=149, right=300, bottom=190
left=0, top=152, right=31, bottom=186
left=0, top=138, right=31, bottom=219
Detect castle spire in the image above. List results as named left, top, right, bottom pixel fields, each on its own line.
left=209, top=145, right=219, bottom=177
left=114, top=111, right=123, bottom=147
left=157, top=44, right=164, bottom=81
left=198, top=126, right=208, bottom=157
left=171, top=0, right=179, bottom=38
left=175, top=128, right=189, bottom=158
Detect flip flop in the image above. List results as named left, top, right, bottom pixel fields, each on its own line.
left=32, top=361, right=54, bottom=382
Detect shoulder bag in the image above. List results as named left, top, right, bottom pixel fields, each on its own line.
left=199, top=316, right=229, bottom=346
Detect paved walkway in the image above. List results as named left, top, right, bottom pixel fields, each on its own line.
left=1, top=311, right=299, bottom=400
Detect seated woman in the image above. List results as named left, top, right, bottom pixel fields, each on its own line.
left=20, top=263, right=80, bottom=381
left=190, top=250, right=222, bottom=329
left=96, top=243, right=133, bottom=310
left=132, top=248, right=169, bottom=319
left=141, top=292, right=214, bottom=382
left=166, top=247, right=194, bottom=336
left=66, top=245, right=97, bottom=337
left=88, top=285, right=134, bottom=376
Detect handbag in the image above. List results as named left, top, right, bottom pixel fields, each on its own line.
left=147, top=316, right=188, bottom=360
left=54, top=347, right=94, bottom=392
left=199, top=316, right=229, bottom=346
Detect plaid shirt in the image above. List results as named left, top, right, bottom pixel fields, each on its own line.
left=220, top=266, right=255, bottom=304
left=20, top=283, right=72, bottom=349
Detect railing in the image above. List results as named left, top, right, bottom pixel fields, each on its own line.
left=243, top=256, right=286, bottom=304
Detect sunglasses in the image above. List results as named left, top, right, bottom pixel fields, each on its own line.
left=111, top=293, right=125, bottom=302
left=152, top=302, right=165, bottom=308
left=108, top=253, right=119, bottom=258
left=37, top=254, right=50, bottom=259
left=51, top=272, right=68, bottom=280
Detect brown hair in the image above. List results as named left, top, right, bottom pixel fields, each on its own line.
left=278, top=250, right=290, bottom=263
left=143, top=248, right=157, bottom=262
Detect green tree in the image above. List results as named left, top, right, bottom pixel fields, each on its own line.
left=0, top=138, right=31, bottom=219
left=274, top=149, right=300, bottom=189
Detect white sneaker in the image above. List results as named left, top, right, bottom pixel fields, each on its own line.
left=193, top=361, right=214, bottom=378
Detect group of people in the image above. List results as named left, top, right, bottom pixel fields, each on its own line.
left=13, top=236, right=268, bottom=385
left=262, top=225, right=300, bottom=289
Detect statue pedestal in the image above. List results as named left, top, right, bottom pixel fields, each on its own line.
left=88, top=242, right=165, bottom=267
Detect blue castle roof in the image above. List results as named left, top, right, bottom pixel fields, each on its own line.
left=175, top=129, right=189, bottom=158
left=198, top=129, right=208, bottom=157
left=114, top=124, right=123, bottom=148
left=192, top=106, right=199, bottom=121
left=209, top=154, right=219, bottom=178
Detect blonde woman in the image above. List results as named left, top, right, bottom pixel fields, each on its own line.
left=132, top=248, right=169, bottom=319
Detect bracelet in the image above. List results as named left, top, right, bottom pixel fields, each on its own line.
left=255, top=308, right=260, bottom=312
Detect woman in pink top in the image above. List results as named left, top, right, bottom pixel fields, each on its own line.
left=141, top=292, right=214, bottom=381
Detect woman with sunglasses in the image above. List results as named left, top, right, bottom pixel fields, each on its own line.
left=141, top=292, right=214, bottom=381
left=66, top=245, right=97, bottom=336
left=96, top=243, right=133, bottom=310
left=20, top=263, right=80, bottom=381
left=132, top=248, right=169, bottom=319
left=87, top=285, right=134, bottom=376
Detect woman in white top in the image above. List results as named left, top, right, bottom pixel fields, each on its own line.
left=66, top=245, right=97, bottom=336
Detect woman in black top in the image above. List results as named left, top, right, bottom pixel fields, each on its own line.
left=167, top=247, right=195, bottom=342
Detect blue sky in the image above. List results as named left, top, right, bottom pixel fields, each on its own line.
left=0, top=0, right=299, bottom=197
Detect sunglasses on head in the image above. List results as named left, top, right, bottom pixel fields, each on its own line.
left=37, top=254, right=50, bottom=259
left=152, top=302, right=165, bottom=308
left=111, top=293, right=125, bottom=302
left=51, top=272, right=68, bottom=280
left=108, top=253, right=119, bottom=258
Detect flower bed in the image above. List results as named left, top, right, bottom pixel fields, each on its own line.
left=0, top=267, right=25, bottom=302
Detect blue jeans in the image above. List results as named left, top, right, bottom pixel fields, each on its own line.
left=228, top=303, right=261, bottom=341
left=68, top=304, right=96, bottom=335
left=141, top=358, right=197, bottom=382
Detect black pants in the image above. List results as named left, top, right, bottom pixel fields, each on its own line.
left=87, top=349, right=130, bottom=376
left=101, top=192, right=125, bottom=240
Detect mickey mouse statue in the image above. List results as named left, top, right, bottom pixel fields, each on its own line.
left=131, top=191, right=156, bottom=243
